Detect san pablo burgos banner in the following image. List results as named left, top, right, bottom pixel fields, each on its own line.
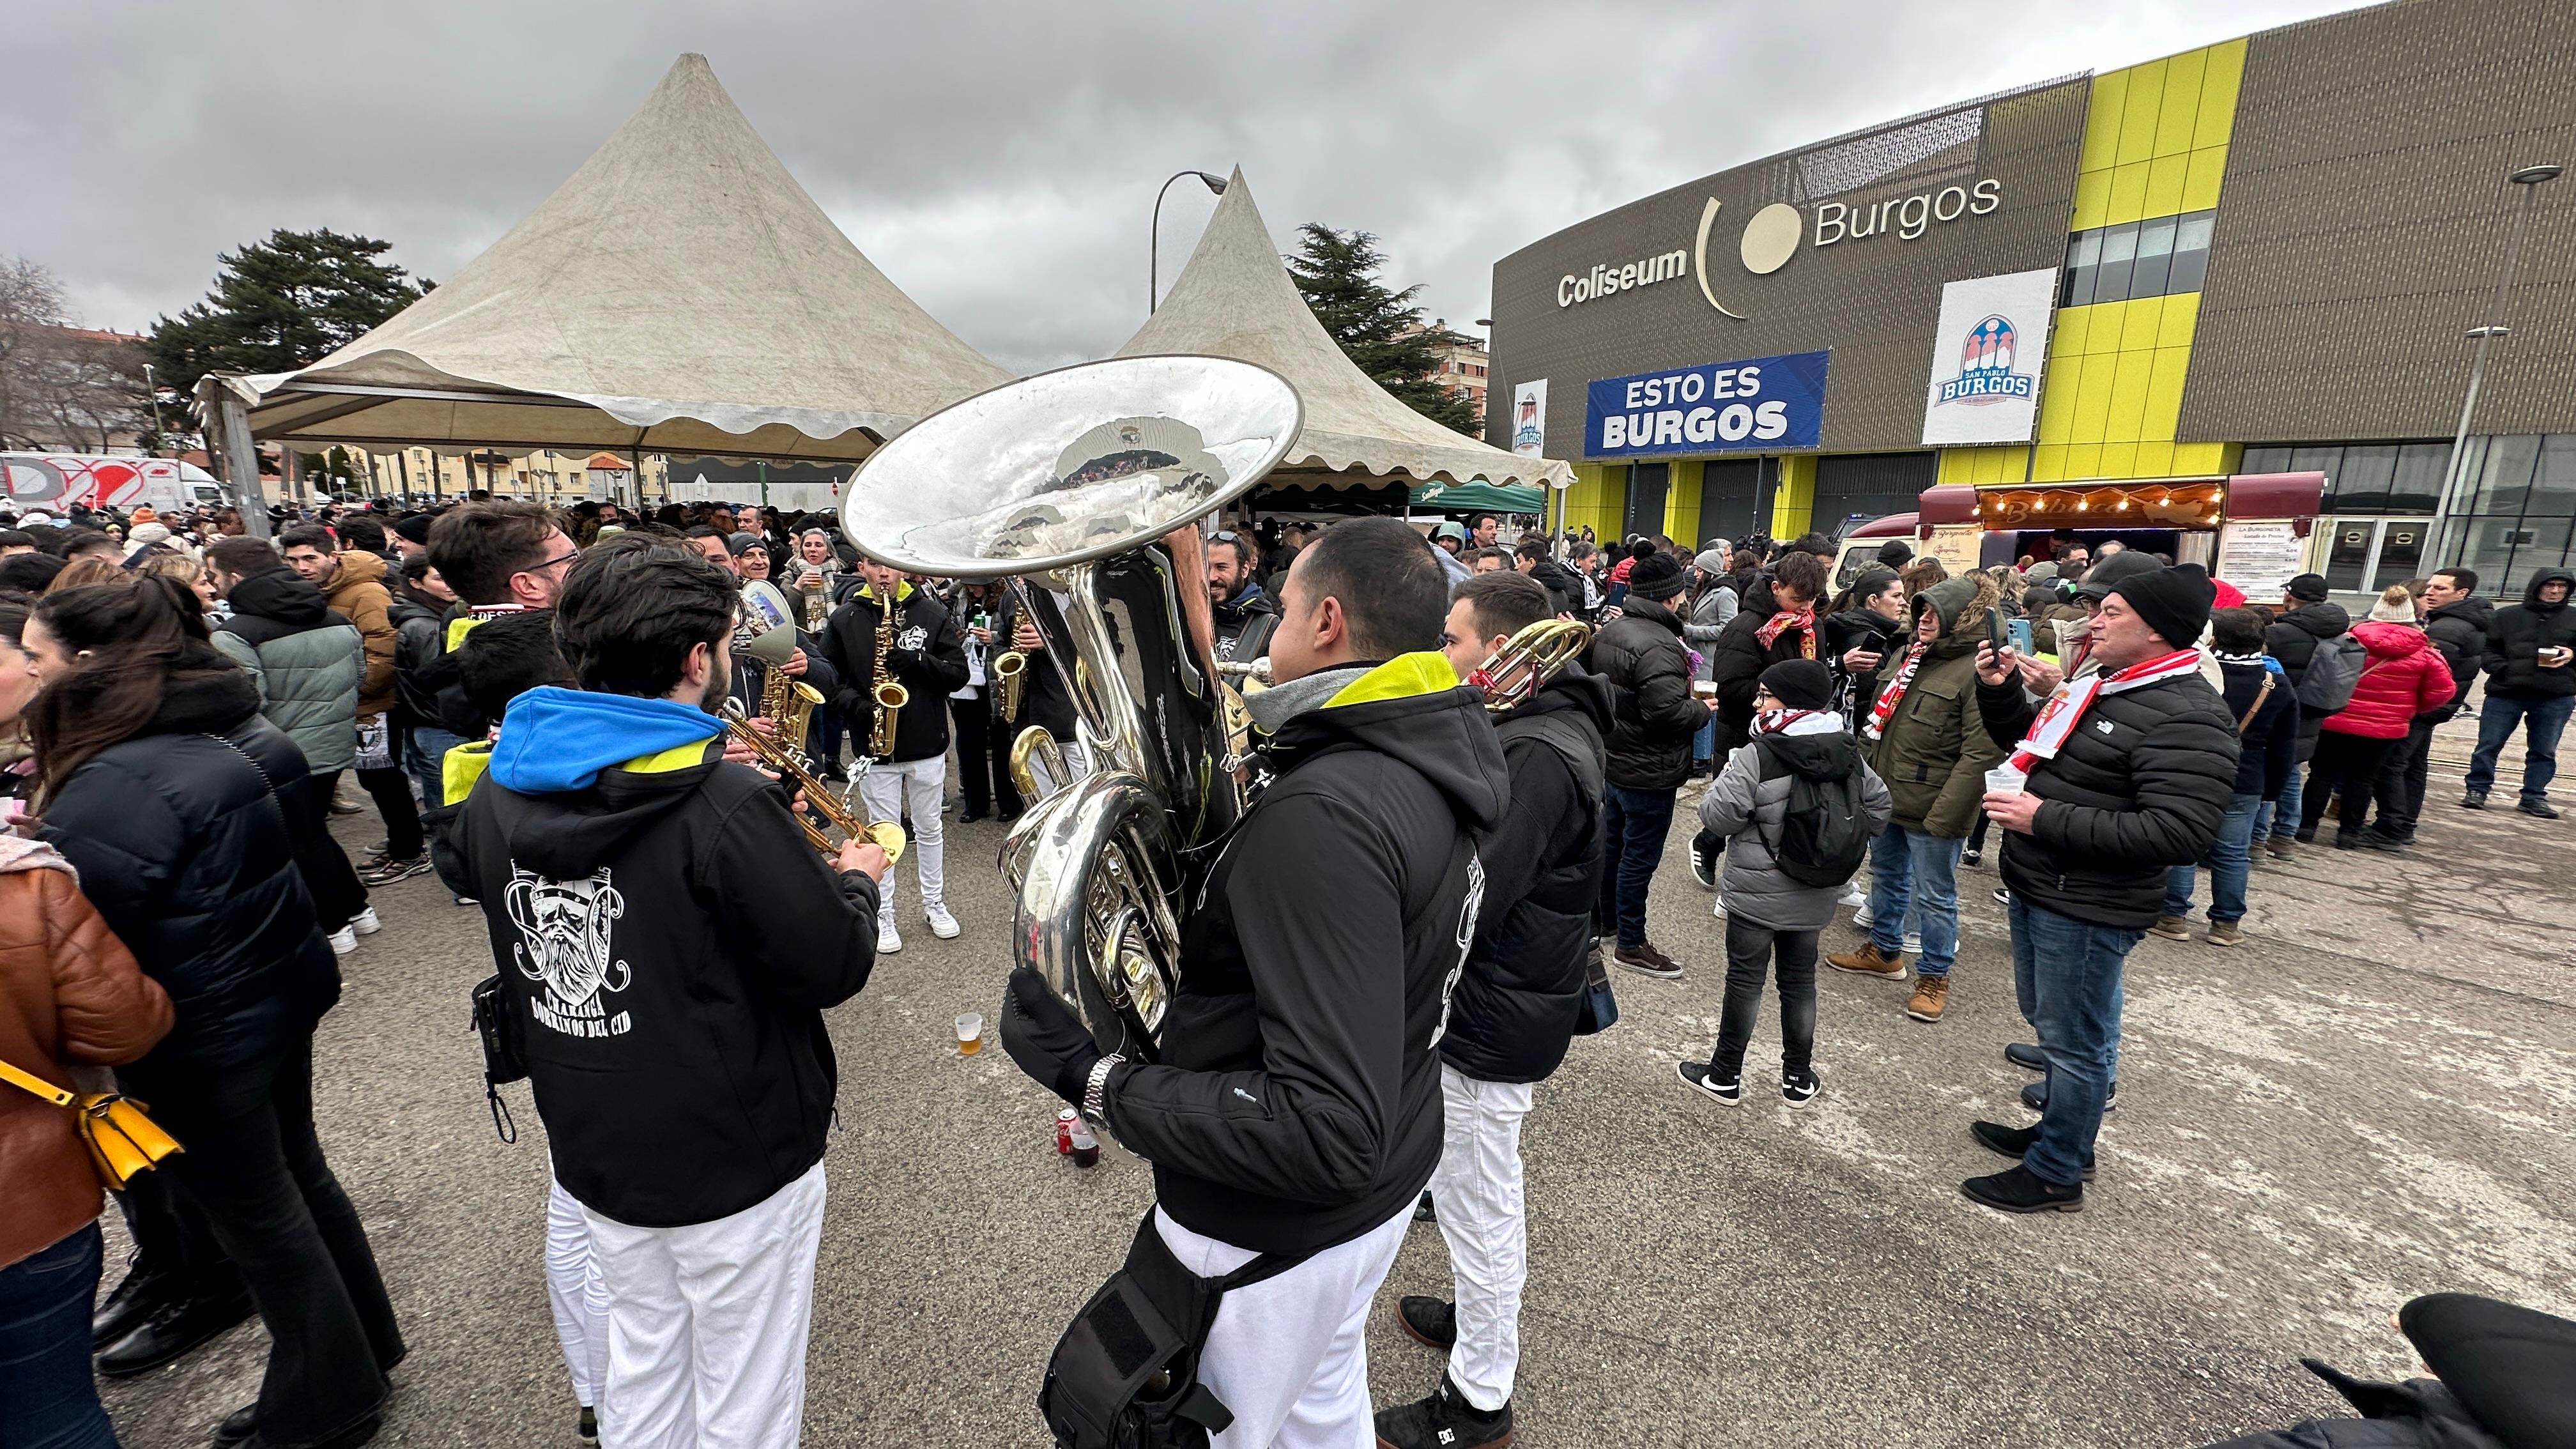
left=1920, top=267, right=2058, bottom=446
left=1510, top=379, right=1549, bottom=456
left=1584, top=350, right=1828, bottom=459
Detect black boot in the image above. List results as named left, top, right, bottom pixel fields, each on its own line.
left=1374, top=1374, right=1513, bottom=1449
left=94, top=1284, right=256, bottom=1377
left=1961, top=1163, right=2085, bottom=1214
left=1396, top=1295, right=1457, bottom=1350
left=91, top=1262, right=179, bottom=1348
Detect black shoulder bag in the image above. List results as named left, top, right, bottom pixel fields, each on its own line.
left=1038, top=1213, right=1310, bottom=1449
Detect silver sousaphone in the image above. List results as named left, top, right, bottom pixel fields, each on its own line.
left=839, top=355, right=1303, bottom=1062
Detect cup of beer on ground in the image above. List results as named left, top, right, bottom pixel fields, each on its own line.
left=956, top=1011, right=984, bottom=1055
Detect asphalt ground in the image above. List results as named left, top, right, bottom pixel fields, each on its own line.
left=98, top=716, right=2575, bottom=1448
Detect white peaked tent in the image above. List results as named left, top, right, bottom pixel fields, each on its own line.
left=203, top=54, right=1011, bottom=473
left=1116, top=169, right=1568, bottom=493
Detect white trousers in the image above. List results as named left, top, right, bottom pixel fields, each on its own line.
left=1427, top=1064, right=1533, bottom=1412
left=854, top=756, right=945, bottom=914
left=580, top=1162, right=828, bottom=1449
left=1154, top=1204, right=1411, bottom=1449
left=546, top=1177, right=611, bottom=1409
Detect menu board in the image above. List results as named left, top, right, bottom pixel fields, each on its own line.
left=2216, top=521, right=2308, bottom=598
left=1924, top=523, right=1987, bottom=577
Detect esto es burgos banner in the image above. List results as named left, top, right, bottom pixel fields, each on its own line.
left=1920, top=267, right=2059, bottom=446
left=1584, top=351, right=1828, bottom=459
left=1510, top=379, right=1548, bottom=456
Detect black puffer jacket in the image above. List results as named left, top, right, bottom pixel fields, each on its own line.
left=1525, top=558, right=1581, bottom=618
left=2482, top=568, right=2576, bottom=700
left=2266, top=601, right=2352, bottom=681
left=40, top=659, right=340, bottom=1069
left=1823, top=606, right=1905, bottom=717
left=1706, top=599, right=1817, bottom=755
left=1975, top=669, right=2239, bottom=929
left=1590, top=596, right=1710, bottom=790
left=1103, top=659, right=1510, bottom=1256
left=387, top=586, right=447, bottom=728
left=1441, top=666, right=1610, bottom=1085
left=2423, top=595, right=2494, bottom=718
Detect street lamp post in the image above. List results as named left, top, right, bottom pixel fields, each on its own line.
left=1151, top=170, right=1229, bottom=316
left=2432, top=162, right=2561, bottom=565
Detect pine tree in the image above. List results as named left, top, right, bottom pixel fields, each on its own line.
left=146, top=229, right=427, bottom=394
left=1285, top=224, right=1478, bottom=435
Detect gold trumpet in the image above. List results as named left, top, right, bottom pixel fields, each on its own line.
left=719, top=701, right=907, bottom=864
left=992, top=648, right=1027, bottom=723
left=1466, top=618, right=1591, bottom=712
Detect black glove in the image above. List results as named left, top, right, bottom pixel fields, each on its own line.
left=880, top=647, right=919, bottom=678
left=1001, top=965, right=1100, bottom=1105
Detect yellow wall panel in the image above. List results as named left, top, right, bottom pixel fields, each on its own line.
left=2117, top=58, right=2166, bottom=166
left=2065, top=443, right=2104, bottom=477
left=2143, top=153, right=2191, bottom=217
left=2071, top=168, right=2113, bottom=233
left=2099, top=443, right=2139, bottom=477
left=2181, top=146, right=2228, bottom=213
left=2070, top=355, right=2116, bottom=441
left=2039, top=365, right=2080, bottom=440
left=2106, top=349, right=2157, bottom=441
left=2156, top=294, right=2200, bottom=349
left=2033, top=443, right=2069, bottom=481
left=2156, top=49, right=2207, bottom=157
left=1770, top=456, right=1815, bottom=538
left=1664, top=460, right=1703, bottom=546
left=2134, top=441, right=2176, bottom=477
left=2142, top=348, right=2191, bottom=438
left=2193, top=40, right=2247, bottom=150
left=2107, top=162, right=2152, bottom=222
left=2053, top=307, right=2091, bottom=356
left=2175, top=441, right=2239, bottom=477
left=2082, top=69, right=2128, bottom=172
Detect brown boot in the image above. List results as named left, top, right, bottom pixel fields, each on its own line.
left=2264, top=836, right=2295, bottom=862
left=1826, top=942, right=1908, bottom=979
left=1906, top=974, right=1950, bottom=1022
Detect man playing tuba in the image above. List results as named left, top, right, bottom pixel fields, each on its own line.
left=1002, top=519, right=1512, bottom=1448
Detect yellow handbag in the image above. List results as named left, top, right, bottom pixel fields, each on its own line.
left=0, top=1057, right=182, bottom=1188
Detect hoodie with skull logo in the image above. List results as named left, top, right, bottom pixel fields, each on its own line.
left=434, top=686, right=880, bottom=1227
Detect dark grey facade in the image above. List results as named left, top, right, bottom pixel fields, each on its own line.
left=1485, top=79, right=2089, bottom=459
left=2179, top=0, right=2576, bottom=443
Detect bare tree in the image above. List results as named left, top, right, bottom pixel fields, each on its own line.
left=0, top=256, right=150, bottom=452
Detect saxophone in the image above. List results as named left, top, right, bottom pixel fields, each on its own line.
left=868, top=599, right=907, bottom=760
left=758, top=644, right=825, bottom=759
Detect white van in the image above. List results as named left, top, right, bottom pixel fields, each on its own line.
left=0, top=453, right=226, bottom=514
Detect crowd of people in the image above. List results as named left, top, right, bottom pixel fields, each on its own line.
left=0, top=486, right=2567, bottom=1449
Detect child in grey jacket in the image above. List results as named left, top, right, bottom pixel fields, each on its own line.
left=1677, top=659, right=1890, bottom=1106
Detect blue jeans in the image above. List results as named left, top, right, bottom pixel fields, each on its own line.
left=405, top=724, right=470, bottom=809
left=2258, top=753, right=2306, bottom=842
left=1865, top=822, right=1961, bottom=977
left=1594, top=785, right=1677, bottom=949
left=0, top=1222, right=116, bottom=1449
left=1692, top=713, right=1717, bottom=765
left=2007, top=898, right=2140, bottom=1188
left=2165, top=792, right=2264, bottom=924
left=2464, top=692, right=2573, bottom=804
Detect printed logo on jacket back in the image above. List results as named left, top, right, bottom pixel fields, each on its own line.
left=505, top=866, right=634, bottom=1038
left=1429, top=852, right=1487, bottom=1049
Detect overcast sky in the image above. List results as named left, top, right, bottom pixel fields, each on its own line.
left=9, top=0, right=2363, bottom=375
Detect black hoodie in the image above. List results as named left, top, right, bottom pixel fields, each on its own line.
left=816, top=582, right=969, bottom=762
left=435, top=691, right=881, bottom=1227
left=1101, top=657, right=1511, bottom=1255
left=2483, top=567, right=2576, bottom=700
left=1441, top=664, right=1611, bottom=1085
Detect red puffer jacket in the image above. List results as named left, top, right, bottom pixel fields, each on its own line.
left=2323, top=621, right=2457, bottom=740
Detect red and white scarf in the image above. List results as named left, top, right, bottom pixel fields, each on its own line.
left=1752, top=707, right=1825, bottom=736
left=2005, top=648, right=2202, bottom=772
left=1860, top=641, right=1929, bottom=742
left=1754, top=606, right=1817, bottom=659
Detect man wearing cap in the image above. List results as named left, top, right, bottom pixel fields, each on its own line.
left=2262, top=572, right=2353, bottom=857
left=1966, top=564, right=2237, bottom=1212
left=1587, top=551, right=1711, bottom=979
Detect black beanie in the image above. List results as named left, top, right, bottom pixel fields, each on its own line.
left=1759, top=657, right=1833, bottom=710
left=394, top=513, right=434, bottom=545
left=1627, top=553, right=1686, bottom=601
left=2108, top=564, right=2216, bottom=649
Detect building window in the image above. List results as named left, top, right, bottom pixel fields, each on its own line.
left=2256, top=436, right=2576, bottom=594
left=2060, top=210, right=2216, bottom=307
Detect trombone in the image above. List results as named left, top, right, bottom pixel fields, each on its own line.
left=1464, top=618, right=1591, bottom=712
left=719, top=700, right=907, bottom=864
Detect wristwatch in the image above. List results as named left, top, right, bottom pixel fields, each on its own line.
left=1084, top=1054, right=1124, bottom=1123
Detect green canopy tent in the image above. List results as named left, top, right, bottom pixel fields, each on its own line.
left=1407, top=480, right=1544, bottom=515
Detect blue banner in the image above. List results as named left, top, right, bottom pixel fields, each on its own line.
left=1584, top=350, right=1829, bottom=458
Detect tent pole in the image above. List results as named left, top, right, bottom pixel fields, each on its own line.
left=217, top=396, right=273, bottom=541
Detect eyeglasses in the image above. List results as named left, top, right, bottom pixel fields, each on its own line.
left=516, top=549, right=578, bottom=577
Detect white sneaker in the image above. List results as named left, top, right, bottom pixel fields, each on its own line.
left=1904, top=932, right=1924, bottom=955
left=877, top=918, right=903, bottom=954
left=351, top=905, right=382, bottom=936
left=1852, top=903, right=1874, bottom=930
left=1837, top=885, right=1867, bottom=907
left=925, top=903, right=960, bottom=939
left=328, top=925, right=356, bottom=956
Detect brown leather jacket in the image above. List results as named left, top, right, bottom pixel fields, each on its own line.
left=0, top=841, right=172, bottom=1268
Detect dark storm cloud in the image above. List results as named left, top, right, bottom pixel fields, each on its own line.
left=6, top=0, right=2358, bottom=374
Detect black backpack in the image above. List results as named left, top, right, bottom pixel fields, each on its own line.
left=1751, top=735, right=1871, bottom=889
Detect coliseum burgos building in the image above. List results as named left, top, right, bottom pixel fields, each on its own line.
left=1486, top=0, right=2576, bottom=601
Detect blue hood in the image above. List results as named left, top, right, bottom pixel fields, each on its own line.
left=489, top=687, right=724, bottom=794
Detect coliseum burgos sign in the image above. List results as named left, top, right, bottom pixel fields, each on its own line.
left=1554, top=178, right=2003, bottom=313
